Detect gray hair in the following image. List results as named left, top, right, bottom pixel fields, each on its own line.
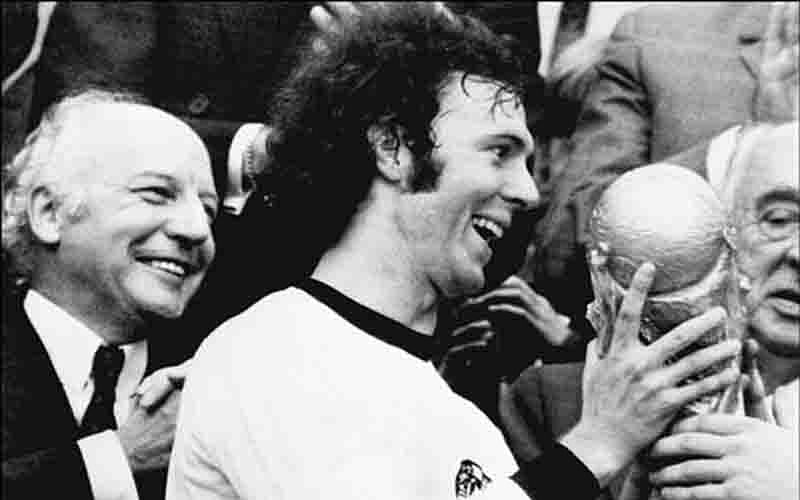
left=715, top=123, right=781, bottom=217
left=2, top=88, right=145, bottom=286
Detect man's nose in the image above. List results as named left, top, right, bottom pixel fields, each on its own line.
left=164, top=197, right=213, bottom=246
left=502, top=159, right=541, bottom=211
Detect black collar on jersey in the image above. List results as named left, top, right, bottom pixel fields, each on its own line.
left=296, top=278, right=436, bottom=362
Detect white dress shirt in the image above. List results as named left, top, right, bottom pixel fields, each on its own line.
left=25, top=290, right=146, bottom=500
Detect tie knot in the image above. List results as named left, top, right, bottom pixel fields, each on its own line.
left=92, top=345, right=124, bottom=391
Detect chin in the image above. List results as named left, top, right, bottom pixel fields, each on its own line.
left=441, top=266, right=486, bottom=299
left=127, top=275, right=198, bottom=320
left=134, top=293, right=188, bottom=320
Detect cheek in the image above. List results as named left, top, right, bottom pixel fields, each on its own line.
left=736, top=234, right=773, bottom=280
left=202, top=237, right=217, bottom=263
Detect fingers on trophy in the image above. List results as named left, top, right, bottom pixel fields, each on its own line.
left=586, top=163, right=749, bottom=416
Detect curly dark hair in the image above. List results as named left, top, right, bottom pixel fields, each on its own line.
left=261, top=3, right=544, bottom=267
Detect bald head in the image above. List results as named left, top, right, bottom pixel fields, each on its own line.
left=46, top=98, right=210, bottom=190
left=728, top=121, right=799, bottom=219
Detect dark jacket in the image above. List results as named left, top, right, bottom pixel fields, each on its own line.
left=1, top=292, right=183, bottom=499
left=2, top=2, right=314, bottom=187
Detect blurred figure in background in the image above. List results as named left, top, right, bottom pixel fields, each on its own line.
left=533, top=2, right=799, bottom=344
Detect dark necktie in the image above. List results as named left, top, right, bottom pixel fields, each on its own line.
left=77, top=345, right=124, bottom=438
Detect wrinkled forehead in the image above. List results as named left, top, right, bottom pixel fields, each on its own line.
left=433, top=74, right=533, bottom=150
left=60, top=103, right=212, bottom=185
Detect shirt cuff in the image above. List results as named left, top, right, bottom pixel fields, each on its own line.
left=78, top=431, right=139, bottom=500
left=510, top=441, right=600, bottom=500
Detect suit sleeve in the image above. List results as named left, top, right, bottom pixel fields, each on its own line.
left=535, top=12, right=648, bottom=302
left=533, top=12, right=649, bottom=327
left=79, top=431, right=139, bottom=500
left=499, top=368, right=552, bottom=464
left=3, top=444, right=95, bottom=499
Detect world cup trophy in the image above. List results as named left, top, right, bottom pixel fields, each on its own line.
left=585, top=163, right=747, bottom=416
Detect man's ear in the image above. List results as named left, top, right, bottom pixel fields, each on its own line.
left=368, top=124, right=413, bottom=184
left=28, top=186, right=64, bottom=245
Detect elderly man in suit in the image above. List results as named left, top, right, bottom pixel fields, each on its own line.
left=2, top=2, right=316, bottom=352
left=533, top=1, right=799, bottom=333
left=2, top=90, right=219, bottom=499
left=504, top=121, right=799, bottom=500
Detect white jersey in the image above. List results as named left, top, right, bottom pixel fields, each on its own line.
left=167, top=283, right=529, bottom=500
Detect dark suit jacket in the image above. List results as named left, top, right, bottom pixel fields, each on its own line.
left=1, top=293, right=177, bottom=499
left=2, top=2, right=314, bottom=186
left=534, top=2, right=771, bottom=329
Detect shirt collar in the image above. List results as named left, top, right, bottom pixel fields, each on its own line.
left=24, top=290, right=148, bottom=399
left=773, top=378, right=799, bottom=431
left=296, top=278, right=437, bottom=361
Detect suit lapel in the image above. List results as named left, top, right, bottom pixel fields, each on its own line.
left=2, top=299, right=80, bottom=456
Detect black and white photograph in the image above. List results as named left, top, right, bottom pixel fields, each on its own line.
left=2, top=2, right=798, bottom=499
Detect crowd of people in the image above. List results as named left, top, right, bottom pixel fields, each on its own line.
left=2, top=2, right=797, bottom=500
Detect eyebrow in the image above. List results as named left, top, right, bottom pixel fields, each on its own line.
left=132, top=171, right=219, bottom=205
left=756, top=187, right=800, bottom=211
left=131, top=171, right=175, bottom=183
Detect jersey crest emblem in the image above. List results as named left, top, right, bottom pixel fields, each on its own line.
left=455, top=459, right=492, bottom=497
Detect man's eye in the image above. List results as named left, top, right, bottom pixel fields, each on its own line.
left=488, top=144, right=512, bottom=159
left=762, top=207, right=799, bottom=225
left=136, top=186, right=173, bottom=203
left=204, top=203, right=218, bottom=222
left=759, top=207, right=800, bottom=239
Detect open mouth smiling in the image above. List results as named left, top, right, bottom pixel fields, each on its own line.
left=472, top=216, right=505, bottom=245
left=766, top=287, right=800, bottom=317
left=138, top=257, right=196, bottom=278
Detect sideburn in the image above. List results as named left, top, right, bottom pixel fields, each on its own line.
left=409, top=153, right=444, bottom=192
